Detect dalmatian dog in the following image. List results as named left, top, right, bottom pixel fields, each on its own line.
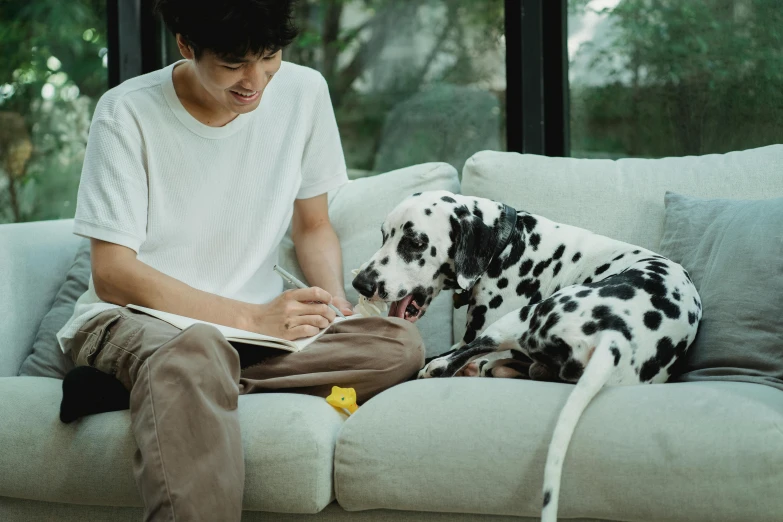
left=351, top=190, right=702, bottom=522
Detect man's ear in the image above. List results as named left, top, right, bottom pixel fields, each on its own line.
left=176, top=34, right=195, bottom=60
left=452, top=214, right=496, bottom=291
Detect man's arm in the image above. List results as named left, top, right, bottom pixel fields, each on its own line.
left=91, top=239, right=256, bottom=330
left=291, top=193, right=353, bottom=313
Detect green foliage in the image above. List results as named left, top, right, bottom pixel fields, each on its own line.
left=0, top=0, right=106, bottom=223
left=571, top=0, right=783, bottom=157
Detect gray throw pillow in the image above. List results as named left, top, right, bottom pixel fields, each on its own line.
left=17, top=239, right=90, bottom=378
left=658, top=192, right=783, bottom=391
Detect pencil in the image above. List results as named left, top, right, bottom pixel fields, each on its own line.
left=273, top=265, right=346, bottom=318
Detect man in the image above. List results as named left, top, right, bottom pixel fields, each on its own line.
left=56, top=1, right=425, bottom=520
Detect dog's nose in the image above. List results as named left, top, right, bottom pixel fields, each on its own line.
left=352, top=271, right=377, bottom=298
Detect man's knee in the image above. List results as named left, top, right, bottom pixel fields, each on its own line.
left=382, top=317, right=426, bottom=377
left=156, top=323, right=240, bottom=375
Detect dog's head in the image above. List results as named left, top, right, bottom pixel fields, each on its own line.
left=351, top=190, right=516, bottom=322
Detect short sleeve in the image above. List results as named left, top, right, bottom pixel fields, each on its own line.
left=296, top=77, right=349, bottom=200
left=73, top=118, right=148, bottom=252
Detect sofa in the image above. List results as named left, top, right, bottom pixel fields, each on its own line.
left=2, top=146, right=782, bottom=522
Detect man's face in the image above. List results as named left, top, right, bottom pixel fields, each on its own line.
left=178, top=35, right=282, bottom=116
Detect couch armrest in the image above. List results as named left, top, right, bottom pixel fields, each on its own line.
left=0, top=219, right=81, bottom=376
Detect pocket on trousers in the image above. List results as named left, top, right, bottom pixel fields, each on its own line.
left=83, top=312, right=124, bottom=368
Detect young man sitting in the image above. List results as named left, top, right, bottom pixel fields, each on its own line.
left=56, top=1, right=424, bottom=520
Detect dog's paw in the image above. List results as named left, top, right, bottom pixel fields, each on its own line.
left=417, top=359, right=448, bottom=379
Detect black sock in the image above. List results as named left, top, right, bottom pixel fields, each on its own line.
left=60, top=366, right=131, bottom=423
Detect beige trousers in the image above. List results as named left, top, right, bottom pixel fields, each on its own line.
left=64, top=307, right=425, bottom=522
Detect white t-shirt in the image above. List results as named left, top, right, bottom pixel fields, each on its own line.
left=56, top=60, right=348, bottom=353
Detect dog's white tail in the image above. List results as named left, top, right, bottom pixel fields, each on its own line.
left=540, top=337, right=618, bottom=522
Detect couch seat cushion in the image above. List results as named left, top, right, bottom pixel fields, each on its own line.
left=0, top=376, right=345, bottom=513
left=334, top=378, right=783, bottom=521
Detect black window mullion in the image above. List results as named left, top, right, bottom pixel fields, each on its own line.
left=542, top=0, right=569, bottom=157
left=505, top=0, right=569, bottom=156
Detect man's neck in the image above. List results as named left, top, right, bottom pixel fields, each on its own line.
left=172, top=61, right=238, bottom=128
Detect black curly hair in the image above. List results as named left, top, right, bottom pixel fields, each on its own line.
left=153, top=0, right=299, bottom=61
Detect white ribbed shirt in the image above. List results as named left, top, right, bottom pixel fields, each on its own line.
left=57, top=59, right=348, bottom=353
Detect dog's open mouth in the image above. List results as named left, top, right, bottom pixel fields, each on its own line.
left=388, top=293, right=425, bottom=323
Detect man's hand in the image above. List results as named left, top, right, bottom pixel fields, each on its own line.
left=331, top=295, right=355, bottom=317
left=244, top=287, right=340, bottom=340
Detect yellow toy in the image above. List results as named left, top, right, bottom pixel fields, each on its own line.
left=326, top=386, right=358, bottom=415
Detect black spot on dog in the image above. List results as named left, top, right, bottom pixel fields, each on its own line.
left=639, top=336, right=675, bottom=382
left=380, top=256, right=389, bottom=265
left=582, top=322, right=597, bottom=335
left=644, top=310, right=662, bottom=330
left=397, top=289, right=406, bottom=298
left=537, top=298, right=557, bottom=316
left=519, top=259, right=534, bottom=277
left=404, top=221, right=414, bottom=230
left=533, top=258, right=553, bottom=277
left=688, top=311, right=697, bottom=325
left=672, top=290, right=681, bottom=301
left=454, top=205, right=470, bottom=219
left=560, top=358, right=584, bottom=381
left=647, top=264, right=668, bottom=276
left=585, top=305, right=632, bottom=340
left=583, top=277, right=593, bottom=284
left=533, top=336, right=571, bottom=369
left=466, top=305, right=488, bottom=339
left=559, top=295, right=571, bottom=303
left=391, top=228, right=396, bottom=237
left=553, top=261, right=563, bottom=276
left=424, top=208, right=432, bottom=216
left=651, top=295, right=681, bottom=319
left=473, top=202, right=483, bottom=220
left=412, top=192, right=421, bottom=196
left=543, top=490, right=552, bottom=507
left=633, top=249, right=641, bottom=254
left=521, top=214, right=537, bottom=233
left=613, top=253, right=625, bottom=261
left=501, top=235, right=526, bottom=270
left=430, top=246, right=436, bottom=256
left=572, top=252, right=582, bottom=263
left=595, top=263, right=611, bottom=275
left=563, top=301, right=578, bottom=313
left=497, top=278, right=508, bottom=289
left=553, top=244, right=566, bottom=260
left=529, top=233, right=541, bottom=250
left=539, top=313, right=561, bottom=338
left=516, top=278, right=541, bottom=299
left=519, top=306, right=532, bottom=322
left=598, top=284, right=636, bottom=300
left=441, top=196, right=456, bottom=203
left=576, top=289, right=591, bottom=298
left=419, top=259, right=425, bottom=266
left=489, top=295, right=503, bottom=309
left=610, top=346, right=621, bottom=365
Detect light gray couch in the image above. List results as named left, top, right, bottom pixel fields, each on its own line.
left=2, top=148, right=782, bottom=522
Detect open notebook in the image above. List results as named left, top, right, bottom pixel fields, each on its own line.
left=127, top=304, right=362, bottom=352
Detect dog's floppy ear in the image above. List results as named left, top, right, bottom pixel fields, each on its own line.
left=451, top=213, right=497, bottom=291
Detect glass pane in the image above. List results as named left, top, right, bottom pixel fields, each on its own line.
left=568, top=0, right=783, bottom=159
left=162, top=0, right=507, bottom=179
left=0, top=1, right=109, bottom=223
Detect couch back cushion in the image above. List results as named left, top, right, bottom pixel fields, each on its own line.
left=279, top=162, right=460, bottom=358
left=454, top=145, right=783, bottom=343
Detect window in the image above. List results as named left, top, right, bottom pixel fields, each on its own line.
left=160, top=0, right=507, bottom=179
left=0, top=1, right=108, bottom=223
left=569, top=0, right=783, bottom=158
